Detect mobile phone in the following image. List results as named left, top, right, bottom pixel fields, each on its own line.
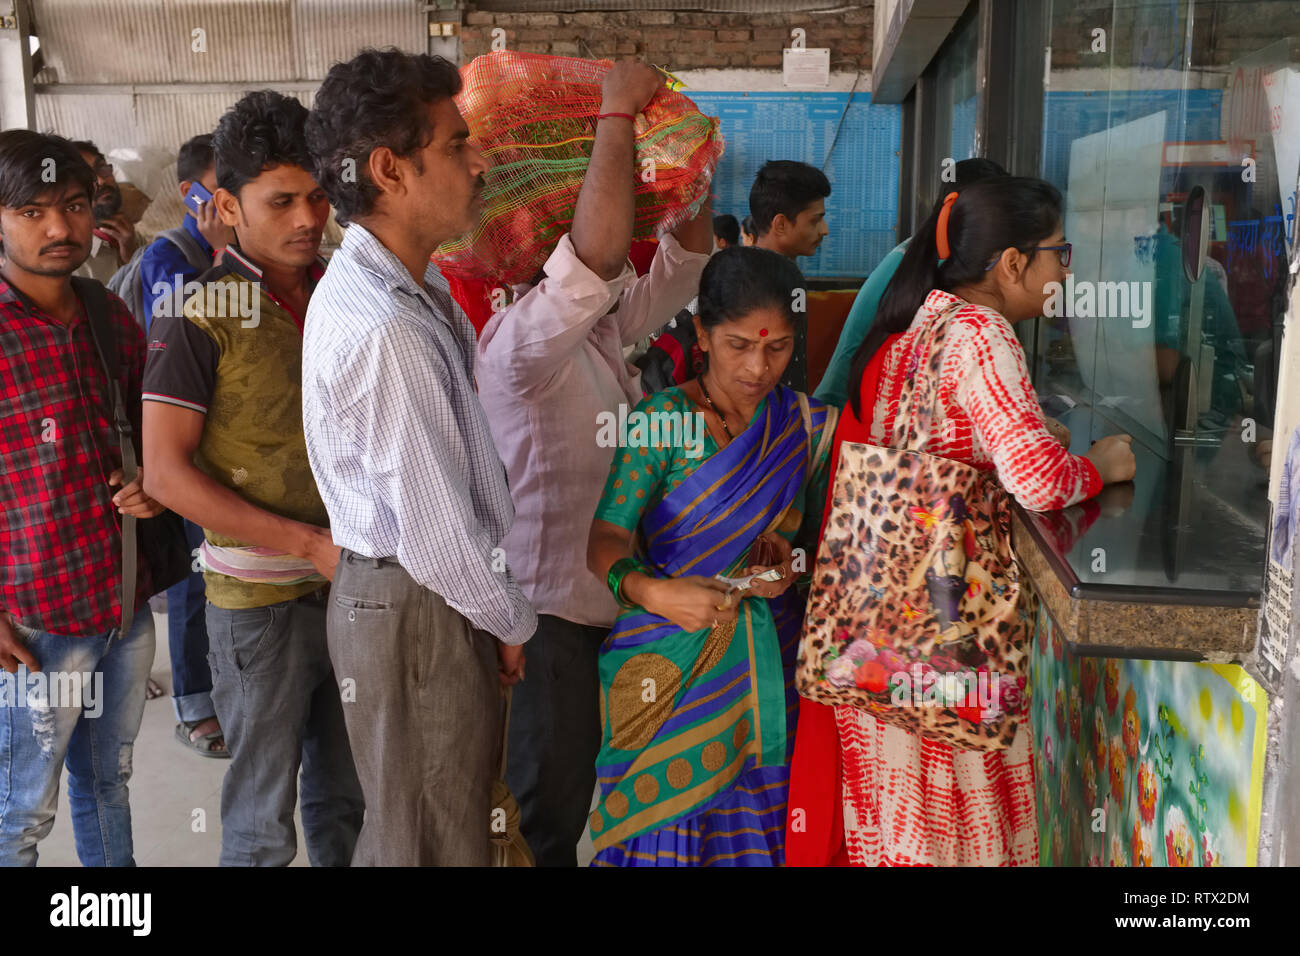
left=184, top=181, right=213, bottom=216
left=715, top=567, right=784, bottom=591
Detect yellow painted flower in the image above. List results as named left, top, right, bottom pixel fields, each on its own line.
left=1131, top=823, right=1154, bottom=867
left=1163, top=806, right=1194, bottom=867
left=1104, top=660, right=1120, bottom=714
left=1082, top=756, right=1098, bottom=809
left=1122, top=686, right=1140, bottom=760
left=1137, top=760, right=1158, bottom=825
left=1108, top=832, right=1128, bottom=867
left=1108, top=735, right=1126, bottom=803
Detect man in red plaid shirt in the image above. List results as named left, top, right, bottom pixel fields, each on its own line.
left=0, top=130, right=165, bottom=866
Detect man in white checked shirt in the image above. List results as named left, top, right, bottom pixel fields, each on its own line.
left=301, top=49, right=535, bottom=866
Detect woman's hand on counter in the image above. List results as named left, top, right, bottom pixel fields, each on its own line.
left=1094, top=481, right=1136, bottom=516
left=1086, top=434, right=1137, bottom=485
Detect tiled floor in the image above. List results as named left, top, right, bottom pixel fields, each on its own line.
left=37, top=611, right=596, bottom=867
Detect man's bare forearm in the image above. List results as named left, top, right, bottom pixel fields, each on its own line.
left=144, top=460, right=323, bottom=559
left=570, top=118, right=635, bottom=279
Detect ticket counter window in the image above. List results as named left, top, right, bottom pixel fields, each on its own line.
left=1035, top=2, right=1295, bottom=448
left=1027, top=0, right=1299, bottom=594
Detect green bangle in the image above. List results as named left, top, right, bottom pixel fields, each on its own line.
left=607, top=557, right=646, bottom=609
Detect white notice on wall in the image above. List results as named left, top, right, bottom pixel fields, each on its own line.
left=783, top=49, right=830, bottom=88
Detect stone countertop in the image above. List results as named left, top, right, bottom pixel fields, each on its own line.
left=1013, top=505, right=1258, bottom=660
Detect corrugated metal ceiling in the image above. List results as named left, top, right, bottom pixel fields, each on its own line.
left=470, top=1, right=864, bottom=10
left=31, top=0, right=426, bottom=85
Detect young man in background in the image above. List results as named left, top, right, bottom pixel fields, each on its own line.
left=748, top=160, right=831, bottom=392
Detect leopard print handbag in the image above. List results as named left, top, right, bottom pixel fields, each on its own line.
left=795, top=304, right=1031, bottom=752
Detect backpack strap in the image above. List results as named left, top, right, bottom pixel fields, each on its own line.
left=71, top=277, right=139, bottom=638
left=159, top=225, right=213, bottom=274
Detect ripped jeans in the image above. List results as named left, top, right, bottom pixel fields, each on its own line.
left=0, top=611, right=155, bottom=866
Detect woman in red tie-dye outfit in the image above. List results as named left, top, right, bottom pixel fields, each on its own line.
left=787, top=177, right=1137, bottom=866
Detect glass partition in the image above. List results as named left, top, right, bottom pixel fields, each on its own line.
left=935, top=9, right=979, bottom=165
left=1036, top=1, right=1297, bottom=456
left=1026, top=0, right=1299, bottom=593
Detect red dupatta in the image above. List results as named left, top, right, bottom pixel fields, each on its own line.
left=785, top=333, right=903, bottom=867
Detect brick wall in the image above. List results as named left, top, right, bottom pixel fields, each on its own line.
left=1047, top=0, right=1295, bottom=71
left=459, top=5, right=874, bottom=72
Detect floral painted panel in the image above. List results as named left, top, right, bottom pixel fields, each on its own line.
left=1030, top=609, right=1266, bottom=866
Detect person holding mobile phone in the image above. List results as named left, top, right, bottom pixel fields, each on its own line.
left=137, top=134, right=235, bottom=333
left=70, top=140, right=143, bottom=283
left=585, top=246, right=838, bottom=866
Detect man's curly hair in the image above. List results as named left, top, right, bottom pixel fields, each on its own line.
left=213, top=90, right=314, bottom=197
left=305, top=48, right=462, bottom=225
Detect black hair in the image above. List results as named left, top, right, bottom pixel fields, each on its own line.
left=176, top=133, right=215, bottom=185
left=914, top=157, right=1008, bottom=214
left=697, top=245, right=806, bottom=331
left=0, top=130, right=96, bottom=253
left=212, top=90, right=314, bottom=197
left=69, top=139, right=104, bottom=164
left=954, top=157, right=1006, bottom=188
left=846, top=175, right=1063, bottom=419
left=748, top=160, right=831, bottom=235
left=305, top=48, right=462, bottom=225
left=712, top=214, right=740, bottom=246
left=740, top=215, right=756, bottom=240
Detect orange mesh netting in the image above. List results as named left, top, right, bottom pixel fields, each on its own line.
left=433, top=52, right=724, bottom=286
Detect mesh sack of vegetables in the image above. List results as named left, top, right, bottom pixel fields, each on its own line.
left=433, top=51, right=724, bottom=286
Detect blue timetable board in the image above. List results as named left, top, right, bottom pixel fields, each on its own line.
left=1040, top=89, right=1223, bottom=192
left=685, top=90, right=902, bottom=278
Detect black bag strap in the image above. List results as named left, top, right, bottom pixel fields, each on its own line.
left=72, top=277, right=138, bottom=638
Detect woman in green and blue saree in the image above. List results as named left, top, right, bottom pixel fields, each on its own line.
left=586, top=246, right=836, bottom=866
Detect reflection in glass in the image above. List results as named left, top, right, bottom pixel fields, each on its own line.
left=1030, top=0, right=1299, bottom=592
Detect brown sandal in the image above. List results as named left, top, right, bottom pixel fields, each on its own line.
left=175, top=719, right=231, bottom=759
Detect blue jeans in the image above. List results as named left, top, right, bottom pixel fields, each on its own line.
left=167, top=519, right=215, bottom=723
left=0, top=611, right=155, bottom=866
left=207, top=594, right=363, bottom=866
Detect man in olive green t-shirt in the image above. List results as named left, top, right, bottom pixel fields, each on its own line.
left=141, top=92, right=362, bottom=866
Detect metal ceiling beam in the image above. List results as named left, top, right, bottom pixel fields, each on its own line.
left=0, top=0, right=36, bottom=129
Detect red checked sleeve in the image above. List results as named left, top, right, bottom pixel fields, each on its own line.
left=951, top=312, right=1102, bottom=511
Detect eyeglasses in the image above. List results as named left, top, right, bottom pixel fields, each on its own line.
left=983, top=242, right=1072, bottom=271
left=1033, top=243, right=1072, bottom=267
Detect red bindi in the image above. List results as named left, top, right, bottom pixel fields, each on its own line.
left=759, top=328, right=768, bottom=337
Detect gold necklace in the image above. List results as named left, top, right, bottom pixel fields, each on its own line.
left=697, top=374, right=734, bottom=441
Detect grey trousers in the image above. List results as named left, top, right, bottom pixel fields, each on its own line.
left=327, top=550, right=501, bottom=866
left=505, top=614, right=606, bottom=867
left=206, top=591, right=365, bottom=867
